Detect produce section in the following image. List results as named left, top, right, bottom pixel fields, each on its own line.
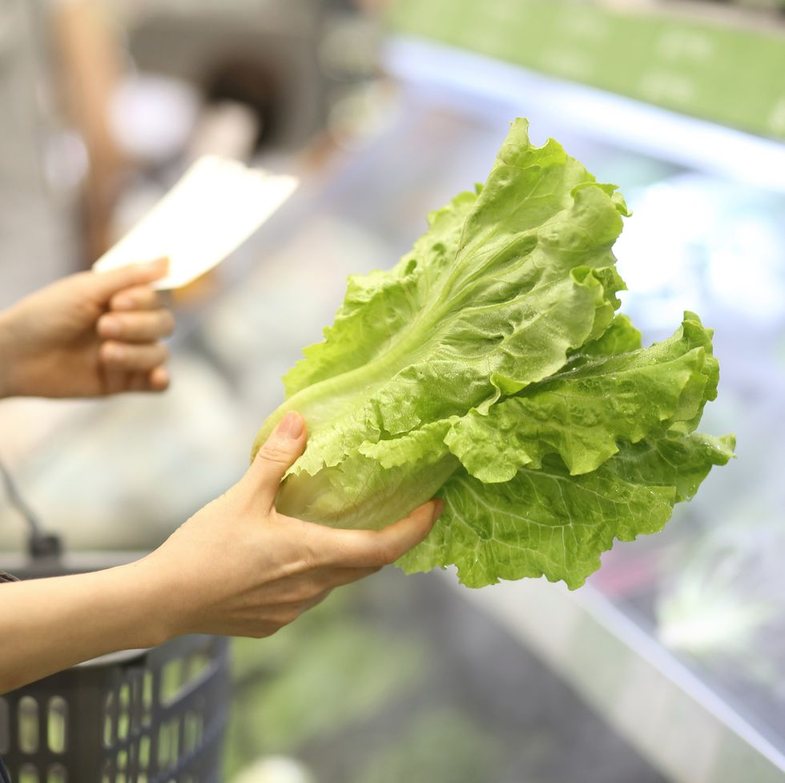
left=0, top=2, right=783, bottom=781
left=390, top=0, right=785, bottom=142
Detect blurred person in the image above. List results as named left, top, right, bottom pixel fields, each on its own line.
left=0, top=260, right=441, bottom=697
left=53, top=0, right=127, bottom=262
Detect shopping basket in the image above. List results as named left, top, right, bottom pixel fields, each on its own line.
left=0, top=463, right=230, bottom=783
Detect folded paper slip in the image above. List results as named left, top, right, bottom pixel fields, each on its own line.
left=93, top=156, right=299, bottom=289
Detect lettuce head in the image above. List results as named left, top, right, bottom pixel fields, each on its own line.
left=252, top=119, right=734, bottom=589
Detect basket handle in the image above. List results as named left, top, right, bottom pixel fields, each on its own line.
left=0, top=456, right=63, bottom=562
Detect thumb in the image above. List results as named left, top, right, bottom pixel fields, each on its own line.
left=89, top=257, right=169, bottom=300
left=245, top=412, right=307, bottom=509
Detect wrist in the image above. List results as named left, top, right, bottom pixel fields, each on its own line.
left=113, top=558, right=179, bottom=647
left=122, top=550, right=192, bottom=647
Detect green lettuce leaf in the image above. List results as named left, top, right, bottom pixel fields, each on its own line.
left=445, top=311, right=718, bottom=482
left=570, top=313, right=642, bottom=359
left=253, top=118, right=733, bottom=588
left=399, top=433, right=735, bottom=589
left=253, top=120, right=628, bottom=479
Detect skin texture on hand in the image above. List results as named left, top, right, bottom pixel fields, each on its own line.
left=0, top=258, right=174, bottom=398
left=140, top=411, right=442, bottom=638
left=0, top=412, right=442, bottom=692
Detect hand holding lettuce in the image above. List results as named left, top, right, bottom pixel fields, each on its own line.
left=253, top=119, right=734, bottom=589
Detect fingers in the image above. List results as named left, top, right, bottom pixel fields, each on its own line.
left=147, top=365, right=170, bottom=391
left=97, top=309, right=175, bottom=342
left=101, top=365, right=131, bottom=396
left=126, top=369, right=170, bottom=392
left=90, top=258, right=169, bottom=301
left=100, top=341, right=168, bottom=373
left=109, top=285, right=166, bottom=312
left=96, top=278, right=173, bottom=394
left=244, top=412, right=307, bottom=510
left=316, top=500, right=443, bottom=569
left=101, top=366, right=170, bottom=396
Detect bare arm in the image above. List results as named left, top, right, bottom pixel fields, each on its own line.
left=0, top=563, right=163, bottom=693
left=0, top=413, right=441, bottom=693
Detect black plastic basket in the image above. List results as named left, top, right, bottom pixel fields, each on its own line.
left=0, top=553, right=230, bottom=783
left=0, top=458, right=230, bottom=783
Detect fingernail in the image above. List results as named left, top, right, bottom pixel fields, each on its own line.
left=277, top=411, right=304, bottom=439
left=432, top=499, right=445, bottom=521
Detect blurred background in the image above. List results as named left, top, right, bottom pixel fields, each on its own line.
left=0, top=0, right=784, bottom=781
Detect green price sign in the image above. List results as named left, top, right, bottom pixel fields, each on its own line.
left=389, top=0, right=785, bottom=142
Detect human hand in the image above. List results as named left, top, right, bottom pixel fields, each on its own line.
left=0, top=259, right=174, bottom=398
left=140, top=412, right=442, bottom=639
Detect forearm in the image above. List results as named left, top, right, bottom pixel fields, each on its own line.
left=0, top=561, right=171, bottom=693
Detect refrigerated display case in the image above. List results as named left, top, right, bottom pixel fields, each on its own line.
left=2, top=2, right=784, bottom=781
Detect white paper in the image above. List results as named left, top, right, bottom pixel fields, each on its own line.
left=93, top=156, right=299, bottom=289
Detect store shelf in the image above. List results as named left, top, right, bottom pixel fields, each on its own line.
left=374, top=36, right=785, bottom=783
left=383, top=36, right=785, bottom=195
left=453, top=577, right=785, bottom=783
left=388, top=0, right=785, bottom=142
left=4, top=22, right=782, bottom=780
